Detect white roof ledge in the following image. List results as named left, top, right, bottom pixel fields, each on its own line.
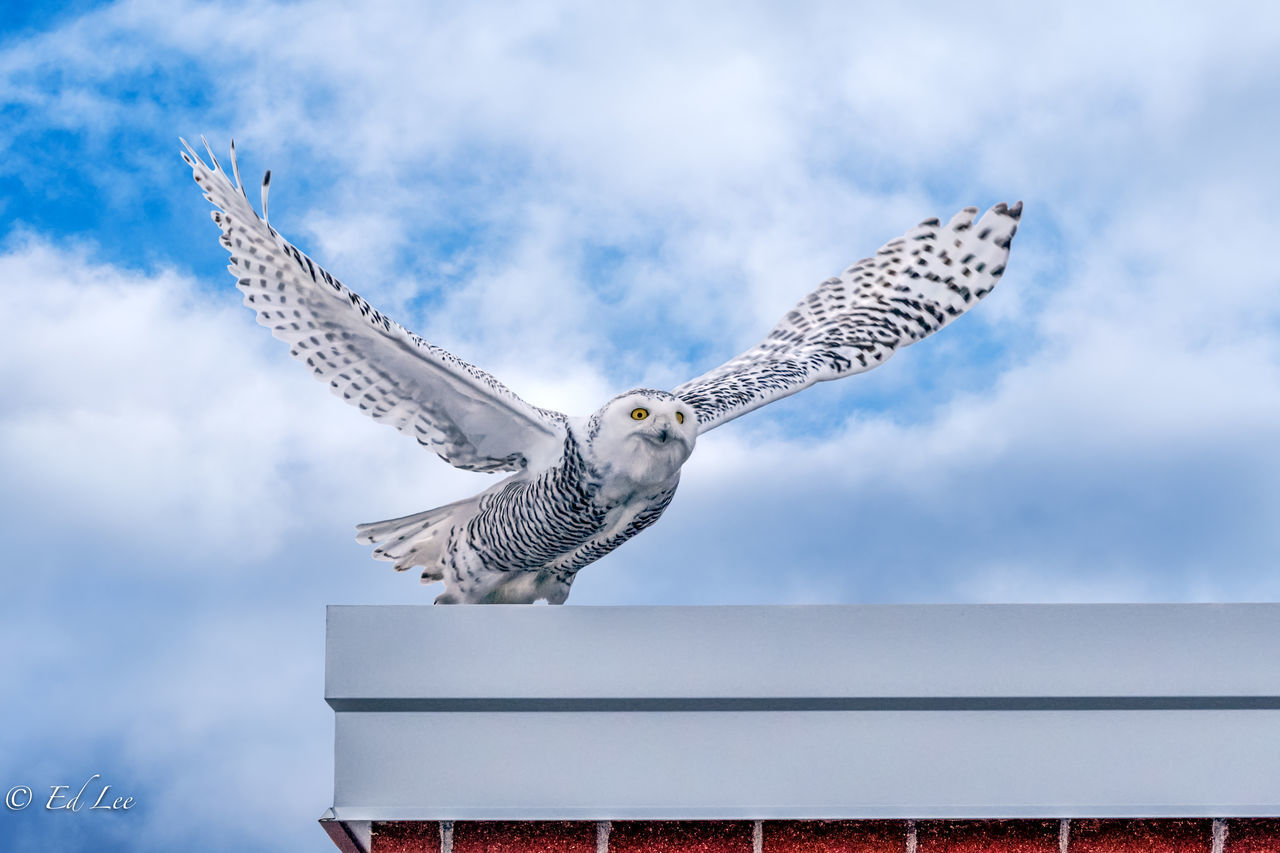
left=324, top=603, right=1280, bottom=823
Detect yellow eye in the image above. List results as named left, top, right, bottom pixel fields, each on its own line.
left=630, top=408, right=649, bottom=420
left=676, top=411, right=685, bottom=424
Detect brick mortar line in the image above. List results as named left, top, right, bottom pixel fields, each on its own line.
left=1212, top=818, right=1228, bottom=853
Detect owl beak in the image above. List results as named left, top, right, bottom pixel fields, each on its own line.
left=653, top=414, right=679, bottom=443
left=640, top=417, right=676, bottom=446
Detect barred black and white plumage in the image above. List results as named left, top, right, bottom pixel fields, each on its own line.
left=674, top=204, right=1020, bottom=430
left=183, top=139, right=1020, bottom=604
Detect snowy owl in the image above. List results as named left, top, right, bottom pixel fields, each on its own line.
left=182, top=139, right=1020, bottom=604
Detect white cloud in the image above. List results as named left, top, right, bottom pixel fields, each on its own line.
left=0, top=237, right=494, bottom=568
left=0, top=241, right=461, bottom=850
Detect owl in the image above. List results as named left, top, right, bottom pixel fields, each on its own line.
left=182, top=139, right=1020, bottom=604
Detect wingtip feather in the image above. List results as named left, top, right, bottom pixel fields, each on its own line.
left=179, top=136, right=202, bottom=166
left=200, top=135, right=222, bottom=173
left=229, top=139, right=248, bottom=199
left=261, top=169, right=271, bottom=225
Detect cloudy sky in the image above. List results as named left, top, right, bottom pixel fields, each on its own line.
left=3, top=0, right=1280, bottom=849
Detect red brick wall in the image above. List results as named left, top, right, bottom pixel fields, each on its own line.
left=367, top=818, right=1278, bottom=853
left=609, top=821, right=755, bottom=852
left=915, top=819, right=1062, bottom=852
left=764, top=819, right=905, bottom=852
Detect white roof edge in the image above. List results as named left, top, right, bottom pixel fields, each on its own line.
left=326, top=603, right=1280, bottom=700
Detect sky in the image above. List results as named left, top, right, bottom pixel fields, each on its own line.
left=2, top=0, right=1279, bottom=849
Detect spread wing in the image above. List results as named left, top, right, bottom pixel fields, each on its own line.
left=674, top=203, right=1021, bottom=433
left=181, top=139, right=567, bottom=473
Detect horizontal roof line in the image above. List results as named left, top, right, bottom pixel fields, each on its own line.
left=326, top=695, right=1280, bottom=712
left=323, top=805, right=1280, bottom=820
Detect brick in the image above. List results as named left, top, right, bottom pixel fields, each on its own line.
left=916, top=819, right=1060, bottom=852
left=608, top=820, right=754, bottom=853
left=371, top=821, right=441, bottom=853
left=763, top=819, right=906, bottom=852
left=1224, top=819, right=1280, bottom=853
left=1069, top=819, right=1212, bottom=852
left=452, top=821, right=597, bottom=853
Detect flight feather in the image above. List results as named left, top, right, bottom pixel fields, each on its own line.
left=180, top=138, right=567, bottom=473
left=674, top=203, right=1021, bottom=432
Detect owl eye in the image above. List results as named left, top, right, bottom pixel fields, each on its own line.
left=676, top=411, right=685, bottom=424
left=630, top=408, right=649, bottom=420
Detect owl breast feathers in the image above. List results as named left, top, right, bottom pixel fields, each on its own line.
left=183, top=139, right=1020, bottom=603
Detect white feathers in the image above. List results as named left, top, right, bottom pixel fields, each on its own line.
left=184, top=140, right=1019, bottom=603
left=587, top=392, right=698, bottom=492
left=180, top=138, right=568, bottom=474
left=674, top=203, right=1021, bottom=432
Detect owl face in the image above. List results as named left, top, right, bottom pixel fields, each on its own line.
left=589, top=390, right=698, bottom=486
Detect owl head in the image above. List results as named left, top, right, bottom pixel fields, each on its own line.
left=586, top=389, right=698, bottom=486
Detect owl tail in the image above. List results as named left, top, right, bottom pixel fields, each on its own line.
left=355, top=498, right=472, bottom=582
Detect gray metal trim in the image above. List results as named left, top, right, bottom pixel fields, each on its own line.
left=326, top=696, right=1280, bottom=712
left=332, top=707, right=1280, bottom=819
left=325, top=604, right=1280, bottom=703
left=319, top=812, right=368, bottom=853
left=325, top=604, right=1280, bottom=821
left=322, top=806, right=1280, bottom=821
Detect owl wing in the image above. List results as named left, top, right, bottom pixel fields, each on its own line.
left=673, top=203, right=1021, bottom=433
left=182, top=139, right=567, bottom=473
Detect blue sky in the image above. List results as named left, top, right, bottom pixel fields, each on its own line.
left=3, top=1, right=1280, bottom=850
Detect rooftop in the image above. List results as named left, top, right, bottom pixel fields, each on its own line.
left=320, top=604, right=1280, bottom=852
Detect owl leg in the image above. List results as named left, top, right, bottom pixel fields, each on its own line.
left=543, top=580, right=572, bottom=605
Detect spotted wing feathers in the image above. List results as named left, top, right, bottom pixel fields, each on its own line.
left=181, top=139, right=567, bottom=472
left=674, top=203, right=1021, bottom=432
